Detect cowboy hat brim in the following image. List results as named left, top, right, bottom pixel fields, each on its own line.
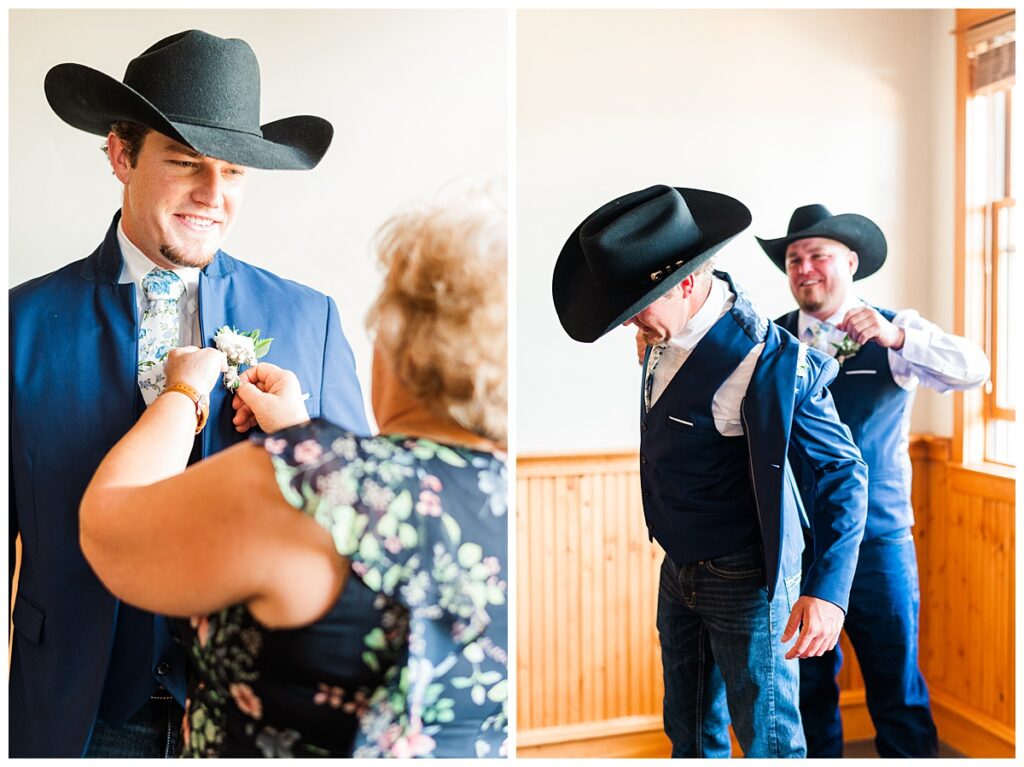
left=756, top=213, right=886, bottom=281
left=44, top=63, right=332, bottom=170
left=553, top=188, right=751, bottom=343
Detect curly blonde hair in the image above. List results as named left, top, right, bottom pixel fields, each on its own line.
left=367, top=187, right=507, bottom=443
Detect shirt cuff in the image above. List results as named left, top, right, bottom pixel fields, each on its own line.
left=893, top=324, right=929, bottom=364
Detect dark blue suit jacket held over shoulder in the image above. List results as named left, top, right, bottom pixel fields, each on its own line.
left=9, top=213, right=369, bottom=757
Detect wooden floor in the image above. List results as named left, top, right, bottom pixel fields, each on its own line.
left=845, top=739, right=965, bottom=758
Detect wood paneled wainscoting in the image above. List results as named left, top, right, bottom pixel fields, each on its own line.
left=515, top=438, right=1015, bottom=758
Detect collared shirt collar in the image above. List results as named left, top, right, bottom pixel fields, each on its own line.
left=665, top=274, right=730, bottom=351
left=116, top=220, right=200, bottom=299
left=797, top=293, right=864, bottom=339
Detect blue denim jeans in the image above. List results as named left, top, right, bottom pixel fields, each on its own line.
left=799, top=527, right=938, bottom=757
left=657, top=544, right=806, bottom=758
left=84, top=696, right=184, bottom=758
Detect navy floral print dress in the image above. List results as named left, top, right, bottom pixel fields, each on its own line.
left=177, top=420, right=508, bottom=758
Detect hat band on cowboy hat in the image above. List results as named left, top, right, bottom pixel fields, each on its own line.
left=44, top=29, right=333, bottom=171
left=552, top=185, right=752, bottom=343
left=756, top=204, right=887, bottom=281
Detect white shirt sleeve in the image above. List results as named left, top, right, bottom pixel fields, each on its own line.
left=887, top=309, right=990, bottom=392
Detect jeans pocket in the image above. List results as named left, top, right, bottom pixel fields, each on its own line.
left=705, top=545, right=764, bottom=580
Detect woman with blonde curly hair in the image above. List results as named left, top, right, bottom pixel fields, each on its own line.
left=80, top=189, right=508, bottom=758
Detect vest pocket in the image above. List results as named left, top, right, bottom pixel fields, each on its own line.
left=666, top=414, right=703, bottom=434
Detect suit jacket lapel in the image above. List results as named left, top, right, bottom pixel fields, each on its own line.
left=85, top=215, right=143, bottom=431
left=198, top=252, right=272, bottom=456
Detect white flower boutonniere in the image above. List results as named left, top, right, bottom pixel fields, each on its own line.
left=832, top=335, right=862, bottom=366
left=214, top=326, right=273, bottom=391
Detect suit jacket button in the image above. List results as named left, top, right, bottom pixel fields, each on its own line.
left=640, top=454, right=647, bottom=464
left=641, top=422, right=647, bottom=432
left=155, top=661, right=171, bottom=676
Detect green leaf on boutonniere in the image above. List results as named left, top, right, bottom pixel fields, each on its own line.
left=254, top=338, right=273, bottom=358
left=831, top=335, right=862, bottom=365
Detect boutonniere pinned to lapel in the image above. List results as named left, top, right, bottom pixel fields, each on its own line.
left=214, top=326, right=273, bottom=391
left=831, top=335, right=861, bottom=366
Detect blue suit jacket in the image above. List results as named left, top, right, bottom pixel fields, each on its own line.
left=9, top=213, right=369, bottom=757
left=695, top=273, right=867, bottom=610
left=741, top=319, right=867, bottom=610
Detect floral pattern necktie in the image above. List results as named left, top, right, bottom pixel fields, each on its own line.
left=138, top=268, right=185, bottom=405
left=807, top=321, right=836, bottom=355
left=644, top=343, right=668, bottom=411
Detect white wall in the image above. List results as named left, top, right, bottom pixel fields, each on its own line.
left=518, top=8, right=957, bottom=453
left=9, top=9, right=507, bottom=428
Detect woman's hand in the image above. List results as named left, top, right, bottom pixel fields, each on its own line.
left=164, top=346, right=227, bottom=395
left=232, top=363, right=310, bottom=433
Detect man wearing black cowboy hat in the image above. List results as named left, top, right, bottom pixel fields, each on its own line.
left=554, top=185, right=868, bottom=757
left=759, top=205, right=988, bottom=757
left=9, top=30, right=368, bottom=757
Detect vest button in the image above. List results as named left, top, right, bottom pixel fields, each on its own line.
left=640, top=455, right=647, bottom=464
left=155, top=661, right=171, bottom=676
left=641, top=422, right=647, bottom=432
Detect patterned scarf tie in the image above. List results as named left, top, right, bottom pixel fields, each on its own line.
left=137, top=268, right=185, bottom=406
left=644, top=343, right=668, bottom=411
left=806, top=321, right=836, bottom=355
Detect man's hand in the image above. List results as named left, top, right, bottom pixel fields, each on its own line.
left=635, top=330, right=647, bottom=365
left=838, top=306, right=905, bottom=350
left=164, top=347, right=227, bottom=395
left=231, top=362, right=310, bottom=433
left=781, top=595, right=845, bottom=659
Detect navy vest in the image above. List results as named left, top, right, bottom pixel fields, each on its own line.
left=96, top=387, right=191, bottom=725
left=777, top=308, right=914, bottom=539
left=639, top=304, right=761, bottom=564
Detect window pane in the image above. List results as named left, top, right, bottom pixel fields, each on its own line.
left=986, top=418, right=1017, bottom=466
left=992, top=91, right=1006, bottom=200
left=995, top=201, right=1016, bottom=412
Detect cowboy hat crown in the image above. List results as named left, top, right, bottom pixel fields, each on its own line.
left=44, top=29, right=332, bottom=170
left=553, top=185, right=751, bottom=343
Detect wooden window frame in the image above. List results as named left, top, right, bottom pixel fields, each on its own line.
left=953, top=8, right=1016, bottom=468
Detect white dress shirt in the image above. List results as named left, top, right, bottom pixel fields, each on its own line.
left=796, top=295, right=990, bottom=392
left=648, top=275, right=765, bottom=436
left=117, top=221, right=201, bottom=348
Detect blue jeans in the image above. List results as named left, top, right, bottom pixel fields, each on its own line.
left=84, top=696, right=183, bottom=758
left=799, top=528, right=938, bottom=757
left=657, top=544, right=806, bottom=758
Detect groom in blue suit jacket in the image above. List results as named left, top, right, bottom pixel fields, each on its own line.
left=9, top=30, right=368, bottom=757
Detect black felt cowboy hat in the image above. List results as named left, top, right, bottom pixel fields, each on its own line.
left=756, top=204, right=887, bottom=281
left=552, top=185, right=752, bottom=343
left=44, top=29, right=332, bottom=170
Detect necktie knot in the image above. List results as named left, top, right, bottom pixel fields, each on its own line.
left=142, top=269, right=185, bottom=303
left=806, top=321, right=836, bottom=354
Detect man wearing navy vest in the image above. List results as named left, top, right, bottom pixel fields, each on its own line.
left=757, top=205, right=989, bottom=757
left=553, top=185, right=868, bottom=757
left=9, top=31, right=369, bottom=757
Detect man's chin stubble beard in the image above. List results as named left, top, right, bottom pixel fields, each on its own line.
left=795, top=290, right=826, bottom=314
left=160, top=244, right=215, bottom=269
